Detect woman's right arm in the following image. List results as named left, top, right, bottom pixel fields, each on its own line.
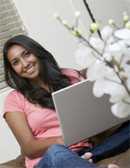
left=5, top=112, right=64, bottom=159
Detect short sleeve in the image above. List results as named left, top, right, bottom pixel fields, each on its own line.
left=3, top=90, right=25, bottom=117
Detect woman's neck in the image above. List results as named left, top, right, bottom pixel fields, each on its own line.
left=30, top=78, right=50, bottom=92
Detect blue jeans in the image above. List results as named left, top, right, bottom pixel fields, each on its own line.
left=36, top=121, right=130, bottom=168
left=36, top=144, right=98, bottom=168
left=78, top=121, right=130, bottom=162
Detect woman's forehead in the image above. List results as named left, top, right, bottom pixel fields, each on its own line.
left=7, top=45, right=26, bottom=59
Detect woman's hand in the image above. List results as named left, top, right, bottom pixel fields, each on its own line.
left=81, top=153, right=120, bottom=168
left=81, top=152, right=93, bottom=163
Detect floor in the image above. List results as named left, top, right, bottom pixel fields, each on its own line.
left=97, top=149, right=130, bottom=168
left=0, top=149, right=129, bottom=168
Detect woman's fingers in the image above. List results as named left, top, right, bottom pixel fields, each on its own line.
left=81, top=152, right=93, bottom=160
left=88, top=158, right=93, bottom=163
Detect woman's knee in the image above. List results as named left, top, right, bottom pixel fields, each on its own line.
left=45, top=144, right=77, bottom=162
left=47, top=144, right=67, bottom=154
left=44, top=144, right=68, bottom=160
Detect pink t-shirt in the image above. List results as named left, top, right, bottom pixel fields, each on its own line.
left=3, top=68, right=84, bottom=168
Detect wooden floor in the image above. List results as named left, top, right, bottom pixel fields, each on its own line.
left=97, top=149, right=130, bottom=168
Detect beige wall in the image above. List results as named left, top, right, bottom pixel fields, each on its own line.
left=13, top=0, right=130, bottom=68
left=13, top=0, right=83, bottom=69
left=73, top=0, right=130, bottom=26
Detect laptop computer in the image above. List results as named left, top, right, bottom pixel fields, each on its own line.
left=52, top=79, right=128, bottom=146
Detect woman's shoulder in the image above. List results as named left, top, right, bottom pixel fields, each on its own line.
left=3, top=89, right=25, bottom=115
left=61, top=68, right=80, bottom=78
left=6, top=89, right=24, bottom=100
left=4, top=89, right=25, bottom=108
left=61, top=68, right=85, bottom=82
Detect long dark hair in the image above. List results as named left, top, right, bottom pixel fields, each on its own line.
left=3, top=35, right=70, bottom=109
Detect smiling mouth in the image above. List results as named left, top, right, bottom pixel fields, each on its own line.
left=27, top=67, right=35, bottom=73
left=25, top=64, right=35, bottom=73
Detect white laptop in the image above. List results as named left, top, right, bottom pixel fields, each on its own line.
left=52, top=79, right=128, bottom=146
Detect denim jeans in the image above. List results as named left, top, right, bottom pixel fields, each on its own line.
left=92, top=121, right=130, bottom=161
left=36, top=144, right=97, bottom=168
left=78, top=121, right=130, bottom=162
left=36, top=121, right=130, bottom=168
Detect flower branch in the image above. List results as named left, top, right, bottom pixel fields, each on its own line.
left=54, top=11, right=130, bottom=118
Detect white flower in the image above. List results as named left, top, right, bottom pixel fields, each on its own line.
left=123, top=39, right=130, bottom=45
left=106, top=41, right=127, bottom=62
left=89, top=37, right=104, bottom=52
left=114, top=28, right=130, bottom=39
left=75, top=45, right=96, bottom=68
left=92, top=79, right=106, bottom=97
left=87, top=60, right=107, bottom=81
left=92, top=76, right=127, bottom=103
left=111, top=101, right=130, bottom=118
left=103, top=52, right=112, bottom=62
left=108, top=19, right=115, bottom=26
left=56, top=11, right=130, bottom=118
left=75, top=11, right=81, bottom=18
left=108, top=84, right=128, bottom=103
left=101, top=26, right=113, bottom=40
left=106, top=36, right=115, bottom=45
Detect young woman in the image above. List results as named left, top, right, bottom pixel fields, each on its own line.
left=3, top=35, right=129, bottom=168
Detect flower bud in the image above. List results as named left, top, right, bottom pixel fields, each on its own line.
left=114, top=65, right=119, bottom=72
left=72, top=30, right=81, bottom=37
left=123, top=15, right=129, bottom=23
left=119, top=71, right=128, bottom=80
left=62, top=20, right=68, bottom=26
left=108, top=19, right=115, bottom=26
left=123, top=12, right=129, bottom=23
left=125, top=21, right=130, bottom=29
left=90, top=22, right=99, bottom=33
left=54, top=13, right=60, bottom=19
left=72, top=31, right=77, bottom=36
left=75, top=11, right=81, bottom=18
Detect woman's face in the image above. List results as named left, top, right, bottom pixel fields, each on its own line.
left=7, top=44, right=40, bottom=81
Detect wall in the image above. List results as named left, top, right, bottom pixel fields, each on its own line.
left=13, top=0, right=130, bottom=68
left=13, top=0, right=86, bottom=69
left=73, top=0, right=130, bottom=26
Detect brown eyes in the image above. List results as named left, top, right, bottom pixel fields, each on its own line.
left=12, top=60, right=19, bottom=66
left=23, top=51, right=31, bottom=57
left=11, top=50, right=31, bottom=66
